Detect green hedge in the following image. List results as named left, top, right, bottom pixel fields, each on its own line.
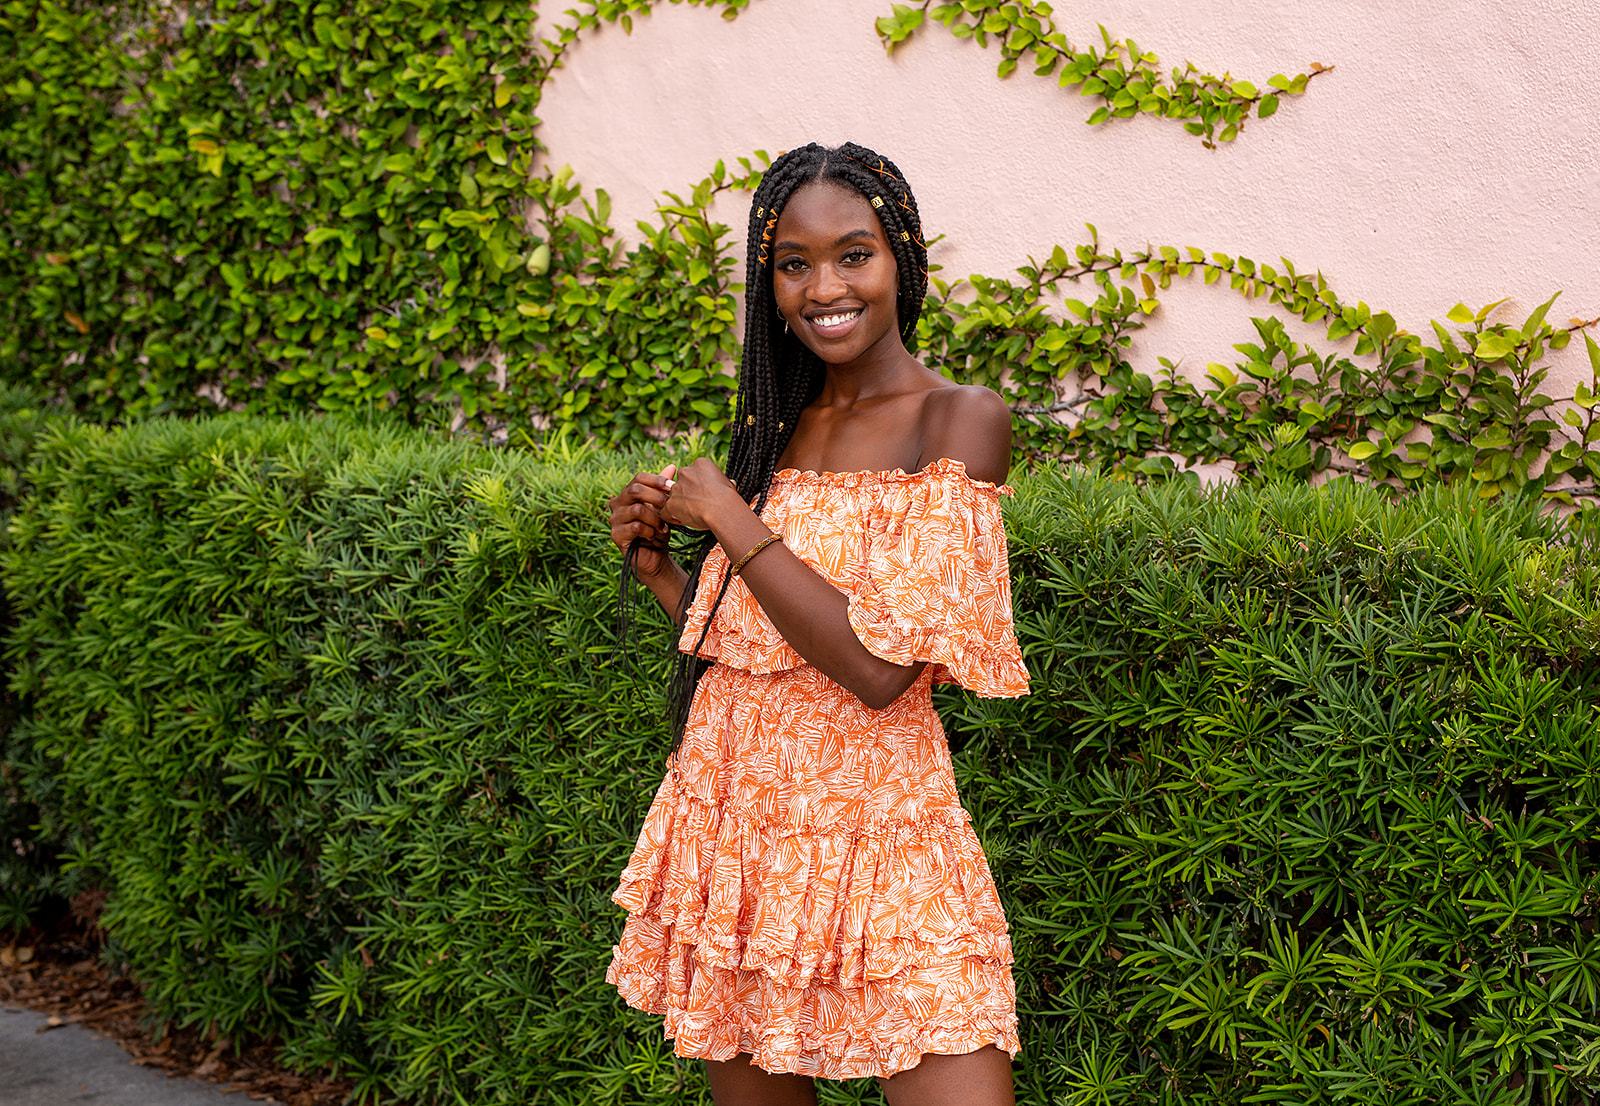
left=3, top=409, right=1599, bottom=1104
left=0, top=382, right=78, bottom=928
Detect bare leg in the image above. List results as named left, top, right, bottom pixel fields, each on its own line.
left=876, top=1045, right=1016, bottom=1106
left=703, top=1052, right=819, bottom=1106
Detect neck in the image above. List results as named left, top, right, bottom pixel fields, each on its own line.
left=815, top=329, right=922, bottom=407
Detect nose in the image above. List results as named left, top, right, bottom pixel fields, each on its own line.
left=806, top=261, right=848, bottom=304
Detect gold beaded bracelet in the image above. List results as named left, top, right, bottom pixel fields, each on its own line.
left=730, top=533, right=782, bottom=576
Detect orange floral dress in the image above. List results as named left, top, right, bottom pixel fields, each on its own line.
left=604, top=457, right=1031, bottom=1080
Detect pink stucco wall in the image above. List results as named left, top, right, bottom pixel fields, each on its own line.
left=537, top=0, right=1600, bottom=475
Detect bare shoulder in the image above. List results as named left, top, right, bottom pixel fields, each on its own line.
left=919, top=383, right=1014, bottom=485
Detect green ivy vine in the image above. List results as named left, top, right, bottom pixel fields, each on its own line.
left=875, top=1, right=1331, bottom=147
left=916, top=227, right=1600, bottom=502
left=0, top=0, right=748, bottom=440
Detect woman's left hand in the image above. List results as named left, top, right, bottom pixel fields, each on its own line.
left=659, top=456, right=744, bottom=532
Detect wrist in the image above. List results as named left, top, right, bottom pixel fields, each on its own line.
left=709, top=495, right=773, bottom=569
left=730, top=533, right=781, bottom=576
left=634, top=547, right=682, bottom=580
left=705, top=486, right=756, bottom=538
left=632, top=555, right=670, bottom=583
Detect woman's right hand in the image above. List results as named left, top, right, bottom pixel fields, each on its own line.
left=608, top=464, right=677, bottom=580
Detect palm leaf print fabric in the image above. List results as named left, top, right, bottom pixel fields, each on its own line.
left=605, top=457, right=1031, bottom=1079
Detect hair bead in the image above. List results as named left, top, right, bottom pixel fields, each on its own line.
left=870, top=195, right=884, bottom=208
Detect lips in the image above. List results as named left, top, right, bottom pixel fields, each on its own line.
left=804, top=306, right=864, bottom=339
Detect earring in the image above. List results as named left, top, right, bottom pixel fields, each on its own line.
left=783, top=318, right=790, bottom=335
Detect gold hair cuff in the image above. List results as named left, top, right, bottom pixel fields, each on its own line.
left=731, top=533, right=782, bottom=577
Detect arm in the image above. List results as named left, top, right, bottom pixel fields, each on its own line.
left=703, top=508, right=905, bottom=708
left=706, top=387, right=1015, bottom=710
left=637, top=560, right=691, bottom=628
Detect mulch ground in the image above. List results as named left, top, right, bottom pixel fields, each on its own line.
left=1, top=895, right=370, bottom=1106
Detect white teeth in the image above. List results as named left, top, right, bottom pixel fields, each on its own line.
left=812, top=310, right=861, bottom=328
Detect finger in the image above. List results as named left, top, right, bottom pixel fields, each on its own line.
left=619, top=481, right=670, bottom=512
left=633, top=472, right=674, bottom=492
left=627, top=505, right=665, bottom=531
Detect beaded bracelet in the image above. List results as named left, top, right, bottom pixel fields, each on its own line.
left=730, top=533, right=782, bottom=576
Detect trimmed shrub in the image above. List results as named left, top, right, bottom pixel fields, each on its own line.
left=3, top=412, right=1599, bottom=1104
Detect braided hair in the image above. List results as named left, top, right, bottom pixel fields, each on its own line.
left=617, top=141, right=931, bottom=769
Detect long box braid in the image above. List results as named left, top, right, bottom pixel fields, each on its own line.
left=615, top=142, right=931, bottom=767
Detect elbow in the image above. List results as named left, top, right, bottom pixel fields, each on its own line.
left=850, top=671, right=895, bottom=712
left=859, top=689, right=895, bottom=712
left=856, top=666, right=918, bottom=712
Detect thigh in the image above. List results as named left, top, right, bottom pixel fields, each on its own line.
left=876, top=1044, right=1015, bottom=1106
left=703, top=1052, right=818, bottom=1106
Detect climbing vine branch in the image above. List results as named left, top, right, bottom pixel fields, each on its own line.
left=876, top=1, right=1332, bottom=147
left=914, top=219, right=1600, bottom=502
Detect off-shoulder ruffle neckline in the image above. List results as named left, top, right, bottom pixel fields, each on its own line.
left=771, top=455, right=1010, bottom=491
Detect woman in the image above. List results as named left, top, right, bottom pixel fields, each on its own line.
left=604, top=141, right=1031, bottom=1106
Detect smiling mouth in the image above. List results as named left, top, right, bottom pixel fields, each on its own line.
left=805, top=308, right=863, bottom=336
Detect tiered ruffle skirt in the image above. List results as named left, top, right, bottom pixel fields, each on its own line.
left=605, top=662, right=1021, bottom=1079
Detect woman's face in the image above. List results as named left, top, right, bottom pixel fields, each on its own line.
left=770, top=180, right=902, bottom=366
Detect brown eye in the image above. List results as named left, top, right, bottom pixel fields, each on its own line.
left=843, top=249, right=872, bottom=264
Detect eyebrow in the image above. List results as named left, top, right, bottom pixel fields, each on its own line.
left=772, top=228, right=877, bottom=252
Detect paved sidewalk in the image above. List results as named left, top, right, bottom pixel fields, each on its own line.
left=0, top=1005, right=248, bottom=1105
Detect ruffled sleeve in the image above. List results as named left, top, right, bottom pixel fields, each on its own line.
left=676, top=457, right=1031, bottom=695
left=845, top=459, right=1031, bottom=697
left=675, top=537, right=804, bottom=674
